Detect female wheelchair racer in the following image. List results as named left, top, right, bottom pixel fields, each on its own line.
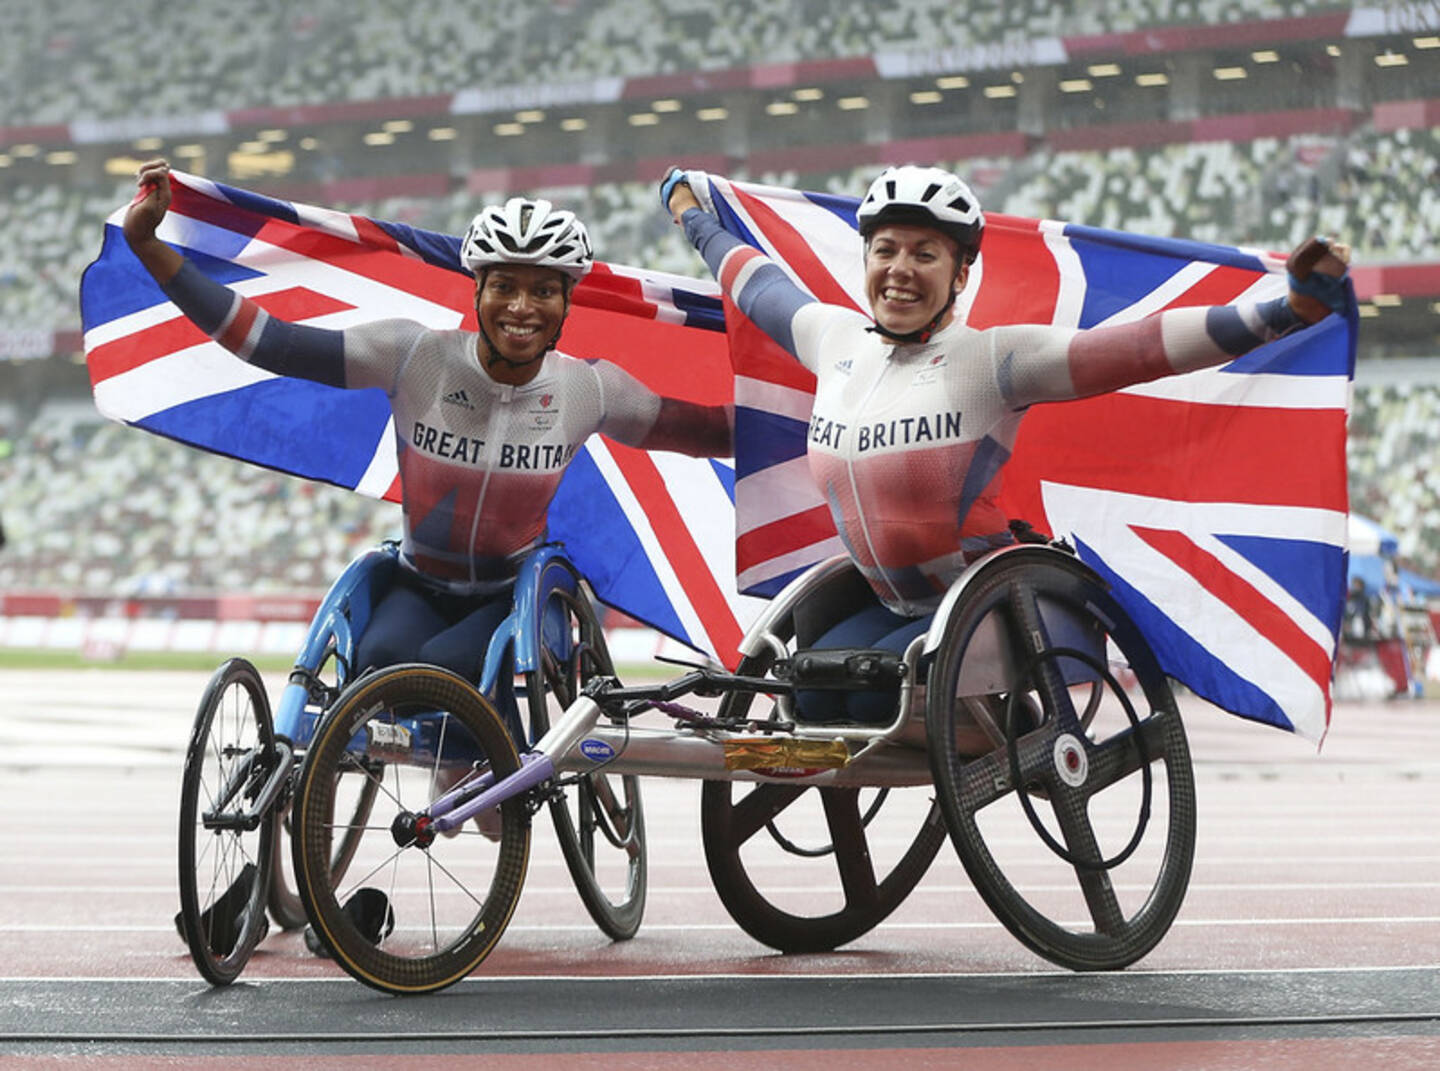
left=177, top=540, right=643, bottom=986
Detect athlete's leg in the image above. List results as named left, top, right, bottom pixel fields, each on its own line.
left=795, top=603, right=930, bottom=724
left=353, top=582, right=447, bottom=674
left=420, top=596, right=521, bottom=738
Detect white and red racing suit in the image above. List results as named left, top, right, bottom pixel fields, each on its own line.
left=681, top=207, right=1308, bottom=617
left=160, top=260, right=730, bottom=592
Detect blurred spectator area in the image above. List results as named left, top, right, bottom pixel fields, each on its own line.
left=4, top=1, right=1361, bottom=124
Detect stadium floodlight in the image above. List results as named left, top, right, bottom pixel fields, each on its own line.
left=1213, top=66, right=1248, bottom=80
left=936, top=75, right=969, bottom=89
left=627, top=112, right=660, bottom=126
left=1136, top=72, right=1169, bottom=87
left=560, top=118, right=587, bottom=132
left=105, top=155, right=148, bottom=175
left=652, top=99, right=683, bottom=112
left=1416, top=36, right=1440, bottom=49
left=1087, top=63, right=1121, bottom=77
left=383, top=120, right=414, bottom=133
left=361, top=132, right=394, bottom=146
left=1252, top=50, right=1280, bottom=63
left=983, top=84, right=1017, bottom=98
left=428, top=127, right=458, bottom=141
left=46, top=151, right=77, bottom=166
left=697, top=107, right=728, bottom=121
left=766, top=101, right=798, bottom=116
left=133, top=136, right=164, bottom=152
left=1374, top=52, right=1409, bottom=67
left=909, top=90, right=942, bottom=105
left=1059, top=79, right=1093, bottom=93
left=837, top=96, right=869, bottom=110
left=514, top=111, right=544, bottom=124
left=792, top=88, right=824, bottom=101
left=494, top=122, right=525, bottom=136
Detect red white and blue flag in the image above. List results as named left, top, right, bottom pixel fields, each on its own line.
left=82, top=171, right=1355, bottom=738
left=80, top=170, right=760, bottom=668
left=701, top=174, right=1355, bottom=740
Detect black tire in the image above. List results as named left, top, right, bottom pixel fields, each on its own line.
left=926, top=547, right=1197, bottom=971
left=526, top=578, right=646, bottom=941
left=177, top=658, right=278, bottom=985
left=701, top=603, right=946, bottom=954
left=292, top=664, right=531, bottom=995
left=268, top=769, right=378, bottom=932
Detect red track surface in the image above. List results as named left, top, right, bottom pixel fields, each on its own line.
left=1, top=668, right=1436, bottom=1066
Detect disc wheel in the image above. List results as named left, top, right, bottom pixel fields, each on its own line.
left=293, top=664, right=530, bottom=995
left=177, top=658, right=278, bottom=985
left=926, top=548, right=1196, bottom=971
left=527, top=581, right=646, bottom=940
left=701, top=614, right=946, bottom=954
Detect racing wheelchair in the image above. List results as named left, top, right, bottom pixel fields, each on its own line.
left=175, top=542, right=644, bottom=985
left=286, top=539, right=1196, bottom=994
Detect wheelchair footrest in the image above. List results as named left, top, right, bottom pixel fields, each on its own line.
left=781, top=648, right=907, bottom=690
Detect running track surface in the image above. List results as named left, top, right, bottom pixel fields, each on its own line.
left=1, top=668, right=1436, bottom=1067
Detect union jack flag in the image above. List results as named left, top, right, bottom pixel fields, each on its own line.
left=701, top=174, right=1355, bottom=740
left=80, top=171, right=760, bottom=667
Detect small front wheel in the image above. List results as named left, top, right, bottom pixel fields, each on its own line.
left=177, top=658, right=277, bottom=985
left=293, top=665, right=530, bottom=995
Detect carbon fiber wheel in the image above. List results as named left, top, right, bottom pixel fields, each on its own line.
left=701, top=585, right=945, bottom=954
left=926, top=547, right=1196, bottom=971
left=293, top=664, right=530, bottom=994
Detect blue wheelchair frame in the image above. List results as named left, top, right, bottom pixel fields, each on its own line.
left=272, top=540, right=582, bottom=754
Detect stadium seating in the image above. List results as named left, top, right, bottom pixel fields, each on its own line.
left=4, top=1, right=1352, bottom=124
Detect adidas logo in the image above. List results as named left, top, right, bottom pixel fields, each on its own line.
left=442, top=388, right=474, bottom=409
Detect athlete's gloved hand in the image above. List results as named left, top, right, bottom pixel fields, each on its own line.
left=1287, top=236, right=1351, bottom=324
left=660, top=166, right=714, bottom=221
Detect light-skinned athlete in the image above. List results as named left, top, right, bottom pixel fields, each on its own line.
left=662, top=163, right=1349, bottom=722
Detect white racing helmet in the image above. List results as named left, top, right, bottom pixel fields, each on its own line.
left=857, top=165, right=984, bottom=261
left=460, top=197, right=593, bottom=281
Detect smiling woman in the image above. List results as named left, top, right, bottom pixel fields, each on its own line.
left=474, top=264, right=572, bottom=382
left=661, top=161, right=1349, bottom=722
left=117, top=159, right=732, bottom=720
